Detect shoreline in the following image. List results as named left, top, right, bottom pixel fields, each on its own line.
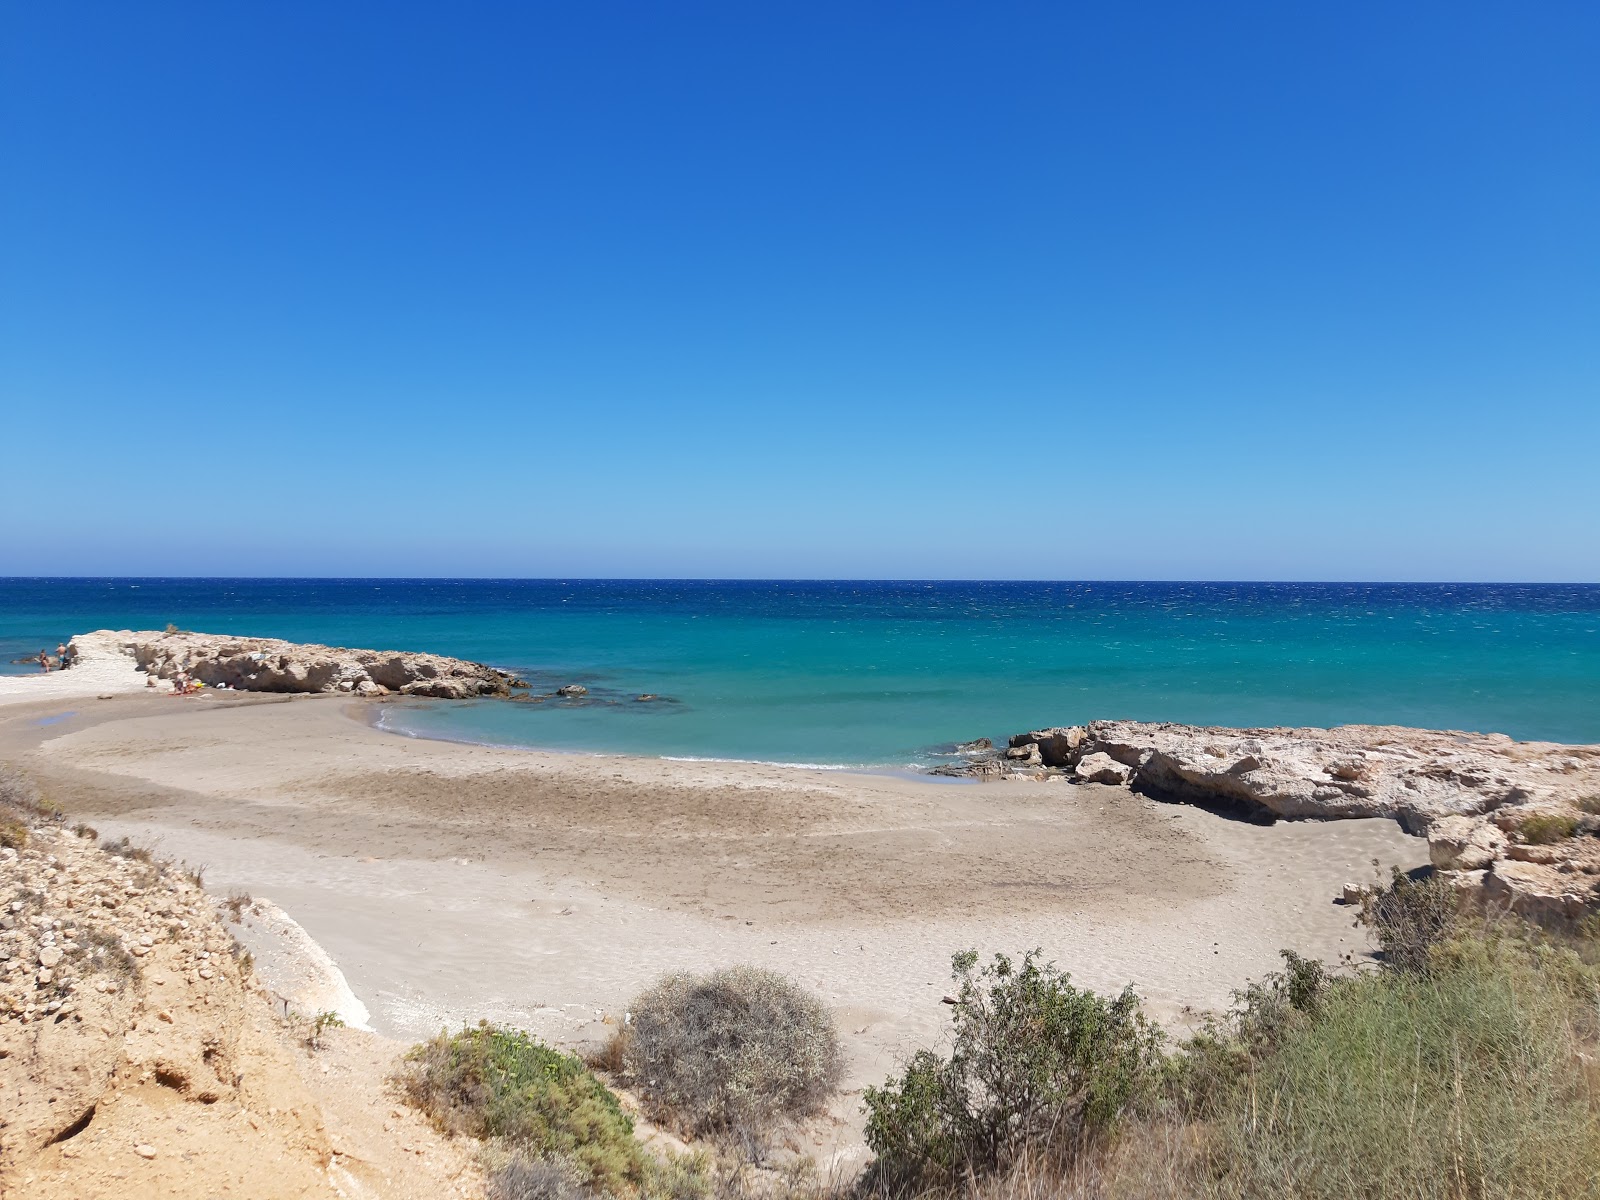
left=370, top=697, right=984, bottom=785
left=0, top=638, right=1440, bottom=1166
left=0, top=688, right=1424, bottom=1100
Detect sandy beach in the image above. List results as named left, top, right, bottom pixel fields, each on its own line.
left=0, top=667, right=1425, bottom=1162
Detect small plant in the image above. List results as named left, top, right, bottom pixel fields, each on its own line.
left=1519, top=812, right=1580, bottom=845
left=307, top=1009, right=345, bottom=1049
left=79, top=926, right=138, bottom=979
left=623, top=965, right=844, bottom=1139
left=400, top=1023, right=648, bottom=1196
left=71, top=822, right=98, bottom=840
left=184, top=863, right=207, bottom=888
left=224, top=890, right=254, bottom=922
left=862, top=950, right=1165, bottom=1190
left=1577, top=794, right=1600, bottom=816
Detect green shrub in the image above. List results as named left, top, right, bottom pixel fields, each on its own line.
left=401, top=1024, right=648, bottom=1196
left=1359, top=866, right=1459, bottom=974
left=1519, top=812, right=1580, bottom=845
left=863, top=950, right=1166, bottom=1191
left=624, top=965, right=843, bottom=1137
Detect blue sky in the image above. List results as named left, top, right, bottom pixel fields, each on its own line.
left=3, top=2, right=1596, bottom=580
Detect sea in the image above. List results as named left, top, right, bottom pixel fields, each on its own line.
left=3, top=579, right=1598, bottom=767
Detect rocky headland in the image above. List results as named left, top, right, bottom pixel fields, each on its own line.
left=939, top=719, right=1600, bottom=927
left=67, top=629, right=520, bottom=700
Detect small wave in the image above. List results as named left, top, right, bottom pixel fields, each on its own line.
left=660, top=754, right=866, bottom=771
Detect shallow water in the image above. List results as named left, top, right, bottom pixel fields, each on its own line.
left=3, top=578, right=1598, bottom=764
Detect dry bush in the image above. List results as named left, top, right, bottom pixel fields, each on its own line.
left=485, top=1151, right=594, bottom=1200
left=1358, top=865, right=1460, bottom=973
left=624, top=966, right=843, bottom=1139
left=99, top=835, right=155, bottom=863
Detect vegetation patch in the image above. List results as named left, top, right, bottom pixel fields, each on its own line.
left=860, top=871, right=1600, bottom=1199
left=623, top=965, right=843, bottom=1138
left=400, top=1023, right=650, bottom=1197
left=1519, top=812, right=1581, bottom=845
left=1, top=764, right=56, bottom=845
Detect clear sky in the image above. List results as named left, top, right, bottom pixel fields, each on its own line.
left=3, top=3, right=1596, bottom=580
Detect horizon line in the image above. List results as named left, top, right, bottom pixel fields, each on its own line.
left=3, top=576, right=1598, bottom=588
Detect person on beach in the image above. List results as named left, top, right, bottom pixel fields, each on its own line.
left=56, top=643, right=69, bottom=670
left=37, top=649, right=51, bottom=673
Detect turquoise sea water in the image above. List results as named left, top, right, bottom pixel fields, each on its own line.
left=2, top=579, right=1598, bottom=766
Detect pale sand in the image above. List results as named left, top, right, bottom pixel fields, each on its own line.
left=0, top=690, right=1424, bottom=1163
left=0, top=653, right=148, bottom=705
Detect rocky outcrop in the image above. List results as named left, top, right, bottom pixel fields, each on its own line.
left=1074, top=751, right=1131, bottom=786
left=939, top=718, right=1600, bottom=926
left=70, top=630, right=518, bottom=699
left=1009, top=727, right=1085, bottom=768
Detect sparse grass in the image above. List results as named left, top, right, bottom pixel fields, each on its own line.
left=1520, top=812, right=1581, bottom=844
left=71, top=822, right=98, bottom=840
left=400, top=1023, right=650, bottom=1197
left=99, top=835, right=155, bottom=863
left=623, top=966, right=844, bottom=1140
left=1, top=764, right=56, bottom=842
left=224, top=890, right=255, bottom=922
left=1578, top=794, right=1600, bottom=816
left=1195, top=929, right=1600, bottom=1199
left=184, top=863, right=207, bottom=888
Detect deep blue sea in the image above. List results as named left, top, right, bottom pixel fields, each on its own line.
left=3, top=579, right=1598, bottom=765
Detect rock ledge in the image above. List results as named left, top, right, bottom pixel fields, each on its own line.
left=939, top=718, right=1600, bottom=926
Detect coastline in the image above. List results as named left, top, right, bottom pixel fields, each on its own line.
left=0, top=676, right=1426, bottom=1166
left=0, top=681, right=1427, bottom=1113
